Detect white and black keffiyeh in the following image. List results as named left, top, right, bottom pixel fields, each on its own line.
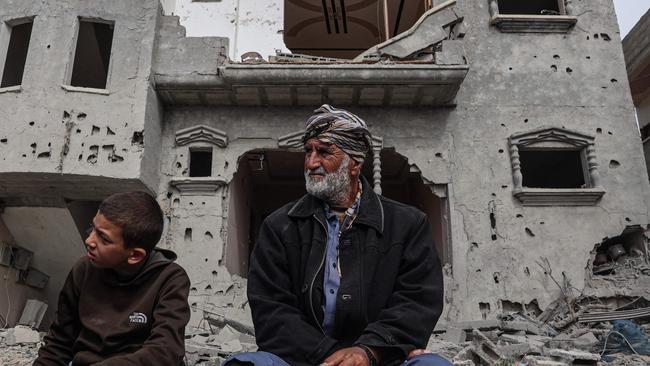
left=302, top=104, right=372, bottom=163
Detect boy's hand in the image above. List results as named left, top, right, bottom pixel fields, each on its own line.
left=320, top=346, right=373, bottom=366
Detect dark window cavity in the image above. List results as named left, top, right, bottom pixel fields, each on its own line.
left=519, top=150, right=586, bottom=188
left=189, top=150, right=213, bottom=177
left=1, top=20, right=33, bottom=88
left=497, top=0, right=560, bottom=15
left=70, top=20, right=114, bottom=89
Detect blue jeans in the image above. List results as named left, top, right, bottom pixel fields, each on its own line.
left=223, top=351, right=453, bottom=366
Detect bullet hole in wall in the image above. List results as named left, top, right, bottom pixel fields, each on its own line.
left=596, top=128, right=602, bottom=134
left=204, top=258, right=208, bottom=262
left=166, top=192, right=172, bottom=199
left=586, top=56, right=591, bottom=59
left=594, top=34, right=599, bottom=39
left=524, top=119, right=528, bottom=123
left=501, top=123, right=506, bottom=127
left=516, top=214, right=523, bottom=218
left=524, top=267, right=530, bottom=276
left=77, top=113, right=87, bottom=120
left=525, top=227, right=535, bottom=237
left=184, top=228, right=192, bottom=242
left=28, top=121, right=34, bottom=126
left=107, top=127, right=115, bottom=136
left=471, top=242, right=479, bottom=250
left=625, top=217, right=631, bottom=223
left=540, top=221, right=545, bottom=225
left=498, top=149, right=504, bottom=153
left=608, top=131, right=613, bottom=135
left=131, top=131, right=144, bottom=147
left=30, top=143, right=36, bottom=149
left=435, top=152, right=443, bottom=158
left=37, top=152, right=50, bottom=159
left=91, top=126, right=100, bottom=135
left=205, top=231, right=213, bottom=240
left=611, top=79, right=617, bottom=83
left=609, top=160, right=620, bottom=169
left=78, top=154, right=83, bottom=161
left=76, top=129, right=81, bottom=134
left=0, top=138, right=7, bottom=143
left=600, top=33, right=611, bottom=41
left=493, top=272, right=500, bottom=284
left=553, top=55, right=560, bottom=59
left=63, top=111, right=70, bottom=119
left=551, top=65, right=558, bottom=72
left=212, top=270, right=218, bottom=276
left=566, top=67, right=573, bottom=74
left=205, top=285, right=212, bottom=290
left=172, top=198, right=180, bottom=207
left=501, top=185, right=508, bottom=189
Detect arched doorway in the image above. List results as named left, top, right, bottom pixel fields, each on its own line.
left=225, top=148, right=450, bottom=276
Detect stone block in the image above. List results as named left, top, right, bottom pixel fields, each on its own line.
left=522, top=355, right=568, bottom=366
left=544, top=348, right=600, bottom=364
left=5, top=326, right=40, bottom=345
left=443, top=326, right=466, bottom=343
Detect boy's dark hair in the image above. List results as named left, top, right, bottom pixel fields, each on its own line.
left=98, top=191, right=164, bottom=252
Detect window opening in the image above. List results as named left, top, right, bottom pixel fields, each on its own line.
left=519, top=150, right=586, bottom=188
left=1, top=20, right=33, bottom=88
left=497, top=0, right=560, bottom=15
left=284, top=0, right=431, bottom=59
left=70, top=20, right=114, bottom=89
left=189, top=149, right=213, bottom=177
left=225, top=148, right=450, bottom=277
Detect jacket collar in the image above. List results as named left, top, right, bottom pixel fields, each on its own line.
left=288, top=176, right=384, bottom=234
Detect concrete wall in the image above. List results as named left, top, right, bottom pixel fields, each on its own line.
left=0, top=208, right=85, bottom=327
left=0, top=0, right=162, bottom=197
left=171, top=0, right=285, bottom=60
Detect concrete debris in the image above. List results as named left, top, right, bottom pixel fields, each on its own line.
left=4, top=325, right=41, bottom=345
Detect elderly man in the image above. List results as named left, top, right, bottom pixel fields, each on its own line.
left=225, top=105, right=450, bottom=366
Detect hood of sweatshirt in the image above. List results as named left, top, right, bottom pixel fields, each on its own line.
left=100, top=248, right=178, bottom=286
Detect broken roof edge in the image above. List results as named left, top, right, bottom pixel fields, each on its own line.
left=154, top=63, right=469, bottom=91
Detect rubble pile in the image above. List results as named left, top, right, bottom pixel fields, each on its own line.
left=0, top=326, right=43, bottom=366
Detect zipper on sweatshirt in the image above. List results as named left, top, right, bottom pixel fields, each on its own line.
left=309, top=214, right=328, bottom=334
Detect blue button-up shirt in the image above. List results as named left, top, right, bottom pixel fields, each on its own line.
left=322, top=208, right=342, bottom=335
left=321, top=195, right=361, bottom=335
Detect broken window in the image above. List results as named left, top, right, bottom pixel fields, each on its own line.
left=225, top=148, right=451, bottom=277
left=284, top=0, right=432, bottom=59
left=489, top=0, right=576, bottom=33
left=189, top=149, right=213, bottom=177
left=1, top=19, right=33, bottom=88
left=70, top=20, right=114, bottom=89
left=519, top=150, right=585, bottom=189
left=496, top=0, right=561, bottom=16
left=509, top=127, right=604, bottom=206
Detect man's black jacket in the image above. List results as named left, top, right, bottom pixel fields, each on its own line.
left=247, top=179, right=444, bottom=366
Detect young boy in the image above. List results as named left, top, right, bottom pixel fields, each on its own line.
left=34, top=191, right=191, bottom=366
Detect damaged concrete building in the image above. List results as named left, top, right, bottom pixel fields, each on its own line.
left=0, top=0, right=649, bottom=341
left=623, top=9, right=650, bottom=182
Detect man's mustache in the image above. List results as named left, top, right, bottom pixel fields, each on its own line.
left=306, top=166, right=326, bottom=175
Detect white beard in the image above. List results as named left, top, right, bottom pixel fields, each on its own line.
left=304, top=155, right=351, bottom=206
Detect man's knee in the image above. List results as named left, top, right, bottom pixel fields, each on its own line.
left=404, top=353, right=453, bottom=366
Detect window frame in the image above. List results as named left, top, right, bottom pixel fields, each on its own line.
left=488, top=0, right=577, bottom=33
left=0, top=16, right=35, bottom=91
left=170, top=125, right=229, bottom=196
left=64, top=17, right=116, bottom=92
left=508, top=127, right=605, bottom=206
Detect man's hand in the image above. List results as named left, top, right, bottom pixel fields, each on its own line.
left=408, top=348, right=432, bottom=359
left=321, top=346, right=373, bottom=366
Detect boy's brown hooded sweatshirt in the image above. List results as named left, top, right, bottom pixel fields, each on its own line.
left=34, top=248, right=190, bottom=366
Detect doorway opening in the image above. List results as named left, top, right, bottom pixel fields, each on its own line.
left=225, top=148, right=450, bottom=276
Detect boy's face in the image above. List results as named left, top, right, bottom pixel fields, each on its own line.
left=85, top=211, right=145, bottom=271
